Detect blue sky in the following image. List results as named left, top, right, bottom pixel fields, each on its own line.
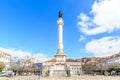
left=0, top=0, right=120, bottom=60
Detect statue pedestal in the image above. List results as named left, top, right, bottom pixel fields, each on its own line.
left=50, top=70, right=67, bottom=76
left=49, top=63, right=67, bottom=76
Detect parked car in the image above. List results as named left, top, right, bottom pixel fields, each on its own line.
left=0, top=71, right=6, bottom=77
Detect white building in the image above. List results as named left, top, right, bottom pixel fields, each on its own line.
left=43, top=59, right=82, bottom=76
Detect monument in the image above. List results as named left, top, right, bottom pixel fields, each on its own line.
left=55, top=10, right=66, bottom=63
left=42, top=11, right=82, bottom=77
left=52, top=10, right=67, bottom=76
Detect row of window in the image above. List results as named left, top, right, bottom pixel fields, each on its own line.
left=67, top=62, right=81, bottom=65
left=71, top=67, right=82, bottom=71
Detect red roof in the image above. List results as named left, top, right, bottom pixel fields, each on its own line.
left=45, top=59, right=55, bottom=62
left=45, top=59, right=80, bottom=62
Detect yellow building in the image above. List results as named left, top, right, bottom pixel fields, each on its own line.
left=0, top=50, right=11, bottom=70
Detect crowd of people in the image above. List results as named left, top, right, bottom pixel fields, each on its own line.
left=5, top=71, right=14, bottom=78
left=84, top=70, right=120, bottom=76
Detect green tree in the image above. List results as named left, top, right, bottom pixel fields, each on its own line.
left=0, top=62, right=6, bottom=72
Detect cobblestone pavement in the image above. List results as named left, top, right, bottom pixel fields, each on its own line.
left=0, top=75, right=120, bottom=80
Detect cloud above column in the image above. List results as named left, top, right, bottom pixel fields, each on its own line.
left=78, top=0, right=120, bottom=35
left=86, top=36, right=120, bottom=57
left=77, top=0, right=120, bottom=57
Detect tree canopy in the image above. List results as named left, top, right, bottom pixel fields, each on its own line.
left=0, top=62, right=6, bottom=72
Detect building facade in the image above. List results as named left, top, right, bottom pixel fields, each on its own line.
left=97, top=53, right=120, bottom=69
left=0, top=50, right=11, bottom=70
left=82, top=57, right=97, bottom=64
left=43, top=59, right=82, bottom=76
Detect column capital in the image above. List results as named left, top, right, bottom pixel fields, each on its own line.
left=57, top=18, right=64, bottom=26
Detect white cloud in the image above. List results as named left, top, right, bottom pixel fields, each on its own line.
left=0, top=47, right=31, bottom=58
left=86, top=36, right=120, bottom=57
left=0, top=47, right=50, bottom=62
left=78, top=13, right=90, bottom=22
left=78, top=35, right=86, bottom=42
left=33, top=54, right=51, bottom=63
left=78, top=0, right=120, bottom=35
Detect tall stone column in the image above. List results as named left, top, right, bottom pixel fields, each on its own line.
left=57, top=17, right=64, bottom=54
left=52, top=11, right=67, bottom=77
left=54, top=11, right=66, bottom=62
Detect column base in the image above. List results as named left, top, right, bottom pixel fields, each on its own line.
left=49, top=70, right=67, bottom=76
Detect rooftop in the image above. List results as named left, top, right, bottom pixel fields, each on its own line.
left=45, top=59, right=80, bottom=62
